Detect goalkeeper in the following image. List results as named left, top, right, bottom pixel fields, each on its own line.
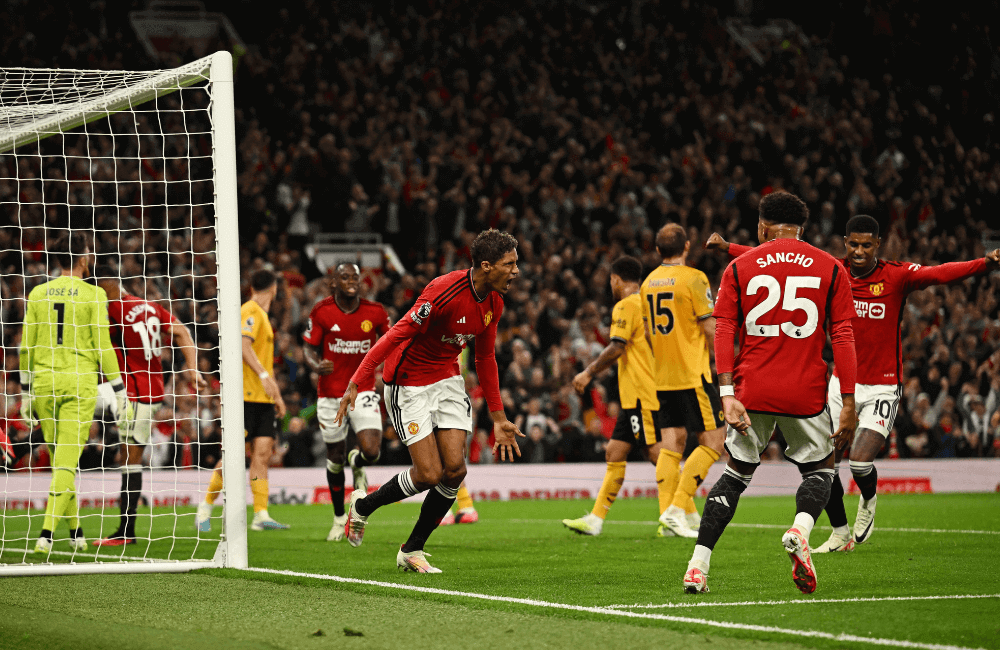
left=19, top=232, right=131, bottom=554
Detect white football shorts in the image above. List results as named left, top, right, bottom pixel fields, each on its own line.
left=96, top=381, right=158, bottom=446
left=317, top=392, right=383, bottom=444
left=384, top=375, right=473, bottom=447
left=726, top=408, right=835, bottom=466
left=123, top=401, right=158, bottom=446
left=828, top=374, right=901, bottom=439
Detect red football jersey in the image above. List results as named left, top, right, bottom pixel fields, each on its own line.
left=715, top=238, right=855, bottom=416
left=350, top=269, right=506, bottom=412
left=302, top=297, right=389, bottom=396
left=107, top=294, right=178, bottom=403
left=728, top=244, right=988, bottom=385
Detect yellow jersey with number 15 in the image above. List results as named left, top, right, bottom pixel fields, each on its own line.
left=640, top=264, right=715, bottom=391
left=608, top=292, right=659, bottom=410
left=241, top=299, right=274, bottom=404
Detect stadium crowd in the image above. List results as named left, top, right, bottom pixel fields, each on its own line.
left=2, top=0, right=999, bottom=472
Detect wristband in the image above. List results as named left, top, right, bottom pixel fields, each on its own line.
left=719, top=385, right=735, bottom=397
left=110, top=379, right=125, bottom=392
left=259, top=371, right=270, bottom=380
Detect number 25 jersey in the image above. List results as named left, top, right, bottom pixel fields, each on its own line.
left=714, top=238, right=855, bottom=416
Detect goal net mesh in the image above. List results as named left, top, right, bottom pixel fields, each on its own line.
left=1, top=55, right=240, bottom=570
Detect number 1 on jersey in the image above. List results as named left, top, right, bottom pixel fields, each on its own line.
left=645, top=292, right=674, bottom=335
left=53, top=303, right=65, bottom=344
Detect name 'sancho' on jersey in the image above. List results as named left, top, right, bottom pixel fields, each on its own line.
left=755, top=252, right=814, bottom=268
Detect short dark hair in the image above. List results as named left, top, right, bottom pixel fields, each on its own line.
left=759, top=191, right=809, bottom=226
left=250, top=269, right=277, bottom=291
left=655, top=223, right=687, bottom=259
left=335, top=262, right=360, bottom=274
left=471, top=229, right=517, bottom=267
left=47, top=230, right=91, bottom=269
left=610, top=256, right=643, bottom=284
left=845, top=214, right=880, bottom=238
left=93, top=264, right=119, bottom=283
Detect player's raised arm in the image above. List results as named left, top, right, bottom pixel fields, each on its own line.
left=474, top=300, right=524, bottom=462
left=705, top=232, right=753, bottom=259
left=828, top=265, right=858, bottom=450
left=903, top=248, right=1000, bottom=292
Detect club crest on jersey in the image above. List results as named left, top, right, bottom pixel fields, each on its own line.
left=360, top=319, right=373, bottom=332
left=484, top=310, right=493, bottom=326
left=411, top=302, right=431, bottom=325
left=407, top=422, right=420, bottom=436
left=869, top=282, right=884, bottom=296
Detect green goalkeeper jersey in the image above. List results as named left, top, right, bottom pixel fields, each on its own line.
left=19, top=274, right=122, bottom=397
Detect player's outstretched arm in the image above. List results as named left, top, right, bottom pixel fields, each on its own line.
left=705, top=232, right=753, bottom=259
left=334, top=382, right=358, bottom=427
left=572, top=340, right=625, bottom=394
left=491, top=412, right=525, bottom=462
left=905, top=249, right=999, bottom=291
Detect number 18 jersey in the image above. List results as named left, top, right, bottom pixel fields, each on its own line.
left=714, top=238, right=854, bottom=416
left=107, top=293, right=178, bottom=404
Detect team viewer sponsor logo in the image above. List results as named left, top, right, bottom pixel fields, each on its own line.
left=328, top=339, right=371, bottom=354
left=854, top=300, right=886, bottom=319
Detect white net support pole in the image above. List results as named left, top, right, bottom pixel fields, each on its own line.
left=0, top=51, right=245, bottom=575
left=211, top=50, right=248, bottom=570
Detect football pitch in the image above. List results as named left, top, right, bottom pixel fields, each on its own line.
left=1, top=492, right=997, bottom=650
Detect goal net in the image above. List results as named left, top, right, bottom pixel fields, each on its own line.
left=0, top=51, right=246, bottom=575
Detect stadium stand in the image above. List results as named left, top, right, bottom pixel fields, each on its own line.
left=2, top=0, right=998, bottom=472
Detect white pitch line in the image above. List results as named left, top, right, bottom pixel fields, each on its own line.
left=605, top=593, right=1000, bottom=609
left=242, top=567, right=986, bottom=650
left=514, top=519, right=1000, bottom=535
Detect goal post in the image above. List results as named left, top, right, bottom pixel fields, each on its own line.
left=0, top=51, right=246, bottom=575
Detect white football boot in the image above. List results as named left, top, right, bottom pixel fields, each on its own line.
left=853, top=495, right=877, bottom=544
left=327, top=514, right=348, bottom=541
left=813, top=529, right=855, bottom=553
left=659, top=505, right=699, bottom=538
left=562, top=513, right=602, bottom=536
left=195, top=502, right=213, bottom=532
left=397, top=546, right=442, bottom=573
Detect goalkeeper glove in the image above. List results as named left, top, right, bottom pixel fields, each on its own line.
left=19, top=386, right=38, bottom=429
left=110, top=379, right=135, bottom=430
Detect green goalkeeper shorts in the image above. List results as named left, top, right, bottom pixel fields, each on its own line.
left=32, top=393, right=98, bottom=471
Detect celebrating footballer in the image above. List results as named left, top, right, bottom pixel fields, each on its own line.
left=334, top=229, right=523, bottom=573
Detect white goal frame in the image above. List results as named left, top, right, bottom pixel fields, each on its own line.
left=0, top=51, right=246, bottom=575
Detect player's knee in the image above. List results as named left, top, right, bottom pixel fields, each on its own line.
left=326, top=446, right=345, bottom=465
left=441, top=464, right=467, bottom=486
left=411, top=466, right=443, bottom=490
left=700, top=427, right=726, bottom=452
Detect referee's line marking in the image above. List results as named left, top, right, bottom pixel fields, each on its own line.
left=242, top=567, right=986, bottom=650
left=604, top=593, right=1000, bottom=609
left=511, top=519, right=1000, bottom=535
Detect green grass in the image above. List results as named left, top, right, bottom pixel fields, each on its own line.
left=1, top=493, right=998, bottom=650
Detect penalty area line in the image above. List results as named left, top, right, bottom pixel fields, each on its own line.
left=605, top=593, right=1000, bottom=609
left=243, top=567, right=985, bottom=650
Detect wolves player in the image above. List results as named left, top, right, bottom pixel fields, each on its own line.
left=20, top=232, right=130, bottom=553
left=707, top=217, right=1000, bottom=551
left=335, top=229, right=523, bottom=573
left=562, top=256, right=671, bottom=536
left=92, top=265, right=206, bottom=546
left=642, top=224, right=726, bottom=539
left=196, top=269, right=289, bottom=531
left=683, top=192, right=858, bottom=594
left=302, top=262, right=390, bottom=541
